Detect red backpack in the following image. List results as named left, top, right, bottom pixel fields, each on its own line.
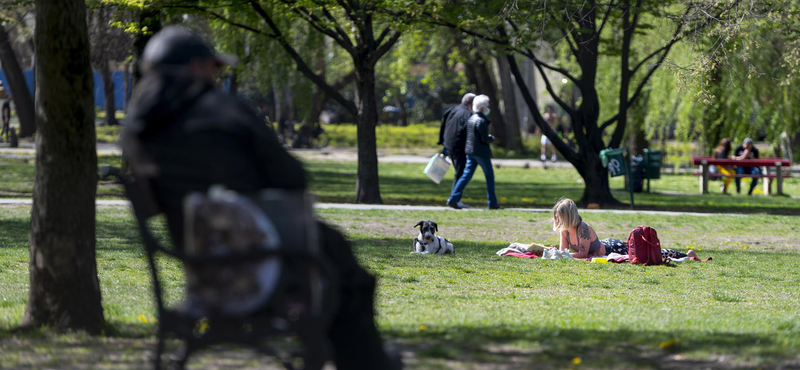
left=627, top=226, right=664, bottom=265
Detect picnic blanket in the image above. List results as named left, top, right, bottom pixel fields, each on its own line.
left=541, top=248, right=574, bottom=260
left=496, top=244, right=538, bottom=258
left=607, top=252, right=712, bottom=263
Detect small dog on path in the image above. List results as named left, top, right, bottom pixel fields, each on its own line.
left=412, top=220, right=454, bottom=255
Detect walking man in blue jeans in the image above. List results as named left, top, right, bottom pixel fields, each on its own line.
left=447, top=94, right=502, bottom=210
left=733, top=137, right=760, bottom=195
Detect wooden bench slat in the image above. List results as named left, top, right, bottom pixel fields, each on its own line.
left=691, top=171, right=790, bottom=179
left=691, top=157, right=791, bottom=167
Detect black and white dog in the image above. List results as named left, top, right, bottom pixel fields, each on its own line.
left=412, top=220, right=454, bottom=255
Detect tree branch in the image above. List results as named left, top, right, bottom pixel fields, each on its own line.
left=371, top=30, right=402, bottom=64
left=248, top=0, right=357, bottom=115
left=506, top=19, right=581, bottom=85
left=596, top=0, right=616, bottom=35
left=275, top=0, right=355, bottom=54
left=505, top=51, right=579, bottom=164
left=312, top=0, right=354, bottom=46
left=501, top=25, right=576, bottom=118
left=163, top=4, right=267, bottom=36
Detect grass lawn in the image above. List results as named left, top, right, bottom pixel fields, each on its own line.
left=305, top=161, right=800, bottom=214
left=1, top=205, right=799, bottom=369
left=2, top=156, right=799, bottom=214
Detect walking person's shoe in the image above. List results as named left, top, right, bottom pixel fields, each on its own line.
left=551, top=154, right=557, bottom=162
left=457, top=201, right=470, bottom=209
left=446, top=199, right=462, bottom=209
left=540, top=154, right=547, bottom=162
left=489, top=205, right=504, bottom=210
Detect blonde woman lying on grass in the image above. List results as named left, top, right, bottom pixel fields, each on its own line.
left=551, top=198, right=697, bottom=260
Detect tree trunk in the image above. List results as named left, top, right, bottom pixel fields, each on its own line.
left=99, top=60, right=118, bottom=126
left=273, top=83, right=284, bottom=125
left=354, top=65, right=382, bottom=204
left=578, top=154, right=617, bottom=206
left=26, top=0, right=104, bottom=334
left=282, top=82, right=295, bottom=122
left=0, top=24, right=36, bottom=137
left=306, top=44, right=326, bottom=124
left=627, top=89, right=649, bottom=156
left=506, top=52, right=621, bottom=206
left=475, top=57, right=506, bottom=147
left=309, top=93, right=327, bottom=125
left=393, top=95, right=408, bottom=126
left=229, top=70, right=239, bottom=96
left=122, top=62, right=131, bottom=110
left=496, top=54, right=520, bottom=150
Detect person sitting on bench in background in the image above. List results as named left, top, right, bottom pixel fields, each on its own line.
left=733, top=137, right=760, bottom=195
left=713, top=138, right=735, bottom=194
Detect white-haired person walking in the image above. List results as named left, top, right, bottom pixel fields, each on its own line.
left=446, top=94, right=502, bottom=210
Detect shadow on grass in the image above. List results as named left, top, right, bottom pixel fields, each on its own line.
left=387, top=325, right=794, bottom=369
left=1, top=321, right=794, bottom=369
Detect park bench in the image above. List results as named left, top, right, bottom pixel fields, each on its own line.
left=691, top=157, right=791, bottom=195
left=107, top=145, right=339, bottom=369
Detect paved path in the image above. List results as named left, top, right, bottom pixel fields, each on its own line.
left=0, top=143, right=574, bottom=168
left=0, top=198, right=749, bottom=217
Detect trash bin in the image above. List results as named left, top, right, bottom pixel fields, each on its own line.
left=629, top=157, right=645, bottom=193
left=600, top=148, right=626, bottom=177
left=643, top=149, right=662, bottom=179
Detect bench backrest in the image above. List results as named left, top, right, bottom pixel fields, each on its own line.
left=691, top=157, right=791, bottom=167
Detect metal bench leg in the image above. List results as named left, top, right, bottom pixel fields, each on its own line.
left=700, top=162, right=709, bottom=194
left=776, top=163, right=784, bottom=195
left=170, top=342, right=192, bottom=370
left=763, top=166, right=770, bottom=195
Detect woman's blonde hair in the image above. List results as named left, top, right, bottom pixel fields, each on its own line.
left=552, top=198, right=581, bottom=232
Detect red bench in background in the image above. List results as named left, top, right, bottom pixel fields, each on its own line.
left=691, top=157, right=791, bottom=195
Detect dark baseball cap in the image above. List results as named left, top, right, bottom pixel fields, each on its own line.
left=142, top=26, right=237, bottom=67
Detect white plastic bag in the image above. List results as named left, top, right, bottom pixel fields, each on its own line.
left=423, top=153, right=451, bottom=184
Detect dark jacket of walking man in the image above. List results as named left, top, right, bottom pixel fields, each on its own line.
left=438, top=93, right=475, bottom=208
left=122, top=26, right=400, bottom=370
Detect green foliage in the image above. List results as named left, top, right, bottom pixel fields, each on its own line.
left=642, top=3, right=800, bottom=154
left=324, top=123, right=439, bottom=148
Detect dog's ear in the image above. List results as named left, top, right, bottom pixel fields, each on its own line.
left=414, top=221, right=424, bottom=229
left=432, top=221, right=438, bottom=232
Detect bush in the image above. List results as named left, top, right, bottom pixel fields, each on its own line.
left=324, top=122, right=440, bottom=148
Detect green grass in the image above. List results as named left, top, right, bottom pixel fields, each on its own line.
left=2, top=156, right=798, bottom=214
left=96, top=125, right=123, bottom=144
left=0, top=156, right=125, bottom=198
left=305, top=160, right=800, bottom=214
left=1, top=205, right=799, bottom=368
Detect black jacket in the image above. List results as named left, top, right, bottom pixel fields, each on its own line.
left=123, top=71, right=306, bottom=247
left=438, top=104, right=472, bottom=153
left=464, top=113, right=494, bottom=157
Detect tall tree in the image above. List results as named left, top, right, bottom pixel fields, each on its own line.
left=181, top=0, right=433, bottom=203
left=26, top=0, right=104, bottom=333
left=439, top=0, right=748, bottom=205
left=88, top=5, right=132, bottom=126
left=496, top=53, right=521, bottom=150
left=0, top=21, right=36, bottom=137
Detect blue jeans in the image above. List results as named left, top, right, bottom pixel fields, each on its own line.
left=735, top=167, right=760, bottom=194
left=449, top=155, right=498, bottom=207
